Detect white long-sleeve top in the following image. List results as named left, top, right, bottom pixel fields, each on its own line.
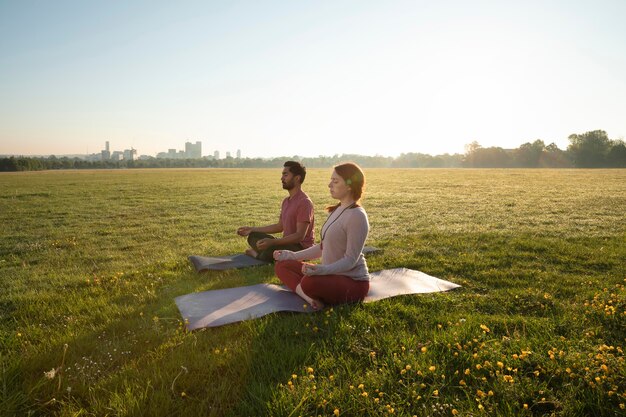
left=276, top=203, right=370, bottom=281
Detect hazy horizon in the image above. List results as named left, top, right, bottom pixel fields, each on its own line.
left=2, top=1, right=625, bottom=158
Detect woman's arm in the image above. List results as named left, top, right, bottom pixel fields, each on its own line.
left=274, top=244, right=322, bottom=262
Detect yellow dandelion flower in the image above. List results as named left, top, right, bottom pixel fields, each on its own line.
left=421, top=347, right=427, bottom=353
left=429, top=366, right=436, bottom=372
left=361, top=392, right=368, bottom=397
left=459, top=380, right=466, bottom=386
left=465, top=368, right=471, bottom=375
left=523, top=404, right=528, bottom=409
left=452, top=410, right=459, bottom=415
left=497, top=361, right=504, bottom=369
left=358, top=383, right=364, bottom=389
left=433, top=389, right=439, bottom=396
left=405, top=365, right=411, bottom=370
left=292, top=374, right=297, bottom=380
left=307, top=367, right=314, bottom=374
left=180, top=392, right=187, bottom=398
left=480, top=324, right=490, bottom=333
left=334, top=409, right=340, bottom=416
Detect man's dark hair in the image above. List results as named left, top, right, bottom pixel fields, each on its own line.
left=284, top=160, right=306, bottom=183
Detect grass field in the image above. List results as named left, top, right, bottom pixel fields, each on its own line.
left=1, top=168, right=625, bottom=417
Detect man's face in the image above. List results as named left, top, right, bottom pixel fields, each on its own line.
left=281, top=167, right=298, bottom=190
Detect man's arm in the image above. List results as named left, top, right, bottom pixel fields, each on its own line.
left=255, top=221, right=309, bottom=250
left=237, top=222, right=283, bottom=236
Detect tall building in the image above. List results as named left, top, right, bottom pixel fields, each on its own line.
left=123, top=148, right=137, bottom=161
left=185, top=141, right=202, bottom=158
left=236, top=149, right=241, bottom=159
left=214, top=150, right=220, bottom=160
left=101, top=141, right=111, bottom=160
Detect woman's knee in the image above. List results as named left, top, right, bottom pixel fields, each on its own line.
left=300, top=275, right=317, bottom=296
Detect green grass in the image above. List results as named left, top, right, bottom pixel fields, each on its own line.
left=1, top=168, right=625, bottom=416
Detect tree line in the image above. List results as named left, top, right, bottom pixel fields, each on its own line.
left=2, top=130, right=625, bottom=172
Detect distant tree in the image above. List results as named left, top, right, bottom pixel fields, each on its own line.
left=540, top=143, right=572, bottom=168
left=514, top=140, right=545, bottom=167
left=463, top=141, right=482, bottom=167
left=567, top=130, right=611, bottom=167
left=607, top=141, right=626, bottom=168
left=463, top=142, right=513, bottom=167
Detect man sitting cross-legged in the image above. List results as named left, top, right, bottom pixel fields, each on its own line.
left=236, top=160, right=315, bottom=262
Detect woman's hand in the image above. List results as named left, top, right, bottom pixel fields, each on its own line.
left=273, top=250, right=294, bottom=261
left=301, top=262, right=318, bottom=275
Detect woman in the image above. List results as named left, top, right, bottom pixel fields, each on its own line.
left=273, top=162, right=370, bottom=309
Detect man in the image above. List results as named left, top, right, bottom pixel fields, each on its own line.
left=237, top=161, right=315, bottom=262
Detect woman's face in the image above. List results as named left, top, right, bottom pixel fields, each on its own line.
left=328, top=170, right=352, bottom=201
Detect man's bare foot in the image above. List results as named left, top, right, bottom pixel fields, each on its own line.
left=245, top=248, right=258, bottom=258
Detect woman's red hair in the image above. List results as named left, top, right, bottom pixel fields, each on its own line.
left=327, top=162, right=366, bottom=212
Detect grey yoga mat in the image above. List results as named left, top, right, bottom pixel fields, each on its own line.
left=188, top=246, right=382, bottom=272
left=175, top=268, right=460, bottom=330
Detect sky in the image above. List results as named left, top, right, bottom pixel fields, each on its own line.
left=1, top=0, right=625, bottom=158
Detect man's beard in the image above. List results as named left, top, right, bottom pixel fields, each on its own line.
left=282, top=181, right=294, bottom=190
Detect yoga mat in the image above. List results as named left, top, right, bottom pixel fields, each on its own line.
left=188, top=246, right=382, bottom=272
left=175, top=268, right=460, bottom=330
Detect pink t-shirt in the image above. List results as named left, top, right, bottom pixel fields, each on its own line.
left=279, top=190, right=315, bottom=248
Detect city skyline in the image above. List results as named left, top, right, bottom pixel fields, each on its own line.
left=1, top=1, right=625, bottom=158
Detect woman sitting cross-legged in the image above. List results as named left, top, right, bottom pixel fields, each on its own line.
left=273, top=162, right=370, bottom=310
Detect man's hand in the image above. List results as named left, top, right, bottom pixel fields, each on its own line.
left=237, top=226, right=252, bottom=236
left=256, top=238, right=273, bottom=251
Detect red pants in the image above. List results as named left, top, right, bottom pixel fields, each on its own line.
left=275, top=260, right=369, bottom=305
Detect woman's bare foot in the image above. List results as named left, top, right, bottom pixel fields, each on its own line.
left=245, top=248, right=258, bottom=258
left=296, top=284, right=325, bottom=310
